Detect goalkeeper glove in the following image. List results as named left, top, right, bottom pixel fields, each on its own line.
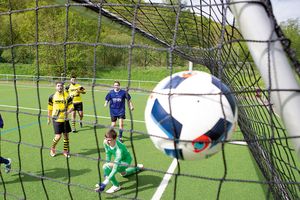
left=95, top=182, right=107, bottom=193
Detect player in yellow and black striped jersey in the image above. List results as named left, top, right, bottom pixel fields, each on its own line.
left=65, top=76, right=86, bottom=133
left=48, top=82, right=74, bottom=158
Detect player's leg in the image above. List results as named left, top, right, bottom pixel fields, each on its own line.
left=79, top=110, right=83, bottom=128
left=118, top=117, right=124, bottom=142
left=51, top=121, right=62, bottom=157
left=77, top=102, right=83, bottom=128
left=120, top=161, right=144, bottom=177
left=103, top=162, right=120, bottom=187
left=95, top=162, right=121, bottom=193
left=51, top=134, right=61, bottom=157
left=62, top=121, right=71, bottom=157
left=63, top=133, right=70, bottom=158
left=71, top=107, right=77, bottom=132
left=0, top=156, right=12, bottom=173
left=0, top=156, right=7, bottom=164
left=110, top=116, right=117, bottom=128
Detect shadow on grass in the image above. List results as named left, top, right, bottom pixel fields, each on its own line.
left=77, top=148, right=105, bottom=156
left=77, top=144, right=139, bottom=157
left=106, top=173, right=162, bottom=198
left=73, top=125, right=149, bottom=144
left=73, top=125, right=99, bottom=133
left=3, top=167, right=92, bottom=184
left=122, top=133, right=148, bottom=142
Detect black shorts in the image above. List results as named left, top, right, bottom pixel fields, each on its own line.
left=111, top=115, right=125, bottom=122
left=52, top=120, right=72, bottom=134
left=73, top=102, right=83, bottom=111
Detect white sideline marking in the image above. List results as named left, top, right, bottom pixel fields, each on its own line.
left=151, top=159, right=177, bottom=200
left=0, top=104, right=145, bottom=123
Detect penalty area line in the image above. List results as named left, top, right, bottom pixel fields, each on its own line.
left=151, top=159, right=177, bottom=200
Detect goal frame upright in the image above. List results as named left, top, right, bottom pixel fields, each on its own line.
left=230, top=0, right=300, bottom=158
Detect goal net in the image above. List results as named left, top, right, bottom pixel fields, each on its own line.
left=0, top=0, right=299, bottom=199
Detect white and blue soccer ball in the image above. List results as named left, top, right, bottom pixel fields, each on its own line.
left=144, top=71, right=238, bottom=160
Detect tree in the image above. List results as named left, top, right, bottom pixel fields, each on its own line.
left=280, top=19, right=300, bottom=61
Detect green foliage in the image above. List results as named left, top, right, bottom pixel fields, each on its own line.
left=280, top=19, right=300, bottom=61
left=0, top=0, right=186, bottom=77
left=1, top=1, right=299, bottom=79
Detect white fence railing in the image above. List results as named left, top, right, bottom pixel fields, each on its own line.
left=0, top=74, right=158, bottom=90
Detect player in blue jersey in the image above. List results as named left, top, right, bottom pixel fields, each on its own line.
left=104, top=81, right=134, bottom=142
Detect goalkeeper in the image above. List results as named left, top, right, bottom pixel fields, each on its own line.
left=95, top=129, right=143, bottom=194
left=65, top=76, right=86, bottom=133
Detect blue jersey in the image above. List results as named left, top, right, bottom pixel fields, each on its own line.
left=105, top=89, right=131, bottom=117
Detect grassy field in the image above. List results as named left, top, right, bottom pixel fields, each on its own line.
left=0, top=81, right=270, bottom=199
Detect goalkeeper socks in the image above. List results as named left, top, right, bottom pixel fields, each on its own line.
left=63, top=139, right=69, bottom=152
left=51, top=138, right=59, bottom=149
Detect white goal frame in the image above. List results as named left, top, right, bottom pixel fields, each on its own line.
left=230, top=0, right=300, bottom=158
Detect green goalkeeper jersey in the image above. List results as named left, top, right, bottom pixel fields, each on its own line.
left=103, top=139, right=132, bottom=180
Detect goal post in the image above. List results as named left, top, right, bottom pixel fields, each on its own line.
left=230, top=0, right=300, bottom=157
left=1, top=0, right=300, bottom=199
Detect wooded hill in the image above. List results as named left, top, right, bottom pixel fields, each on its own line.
left=0, top=0, right=299, bottom=77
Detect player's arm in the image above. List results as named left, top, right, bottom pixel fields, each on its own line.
left=127, top=93, right=134, bottom=110
left=104, top=93, right=110, bottom=107
left=128, top=100, right=134, bottom=111
left=66, top=96, right=74, bottom=115
left=104, top=100, right=109, bottom=107
left=47, top=95, right=53, bottom=125
left=103, top=140, right=112, bottom=162
left=78, top=86, right=86, bottom=94
left=67, top=107, right=74, bottom=115
left=47, top=109, right=52, bottom=125
left=65, top=85, right=70, bottom=92
left=107, top=149, right=122, bottom=181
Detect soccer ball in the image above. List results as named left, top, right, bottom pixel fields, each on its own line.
left=144, top=71, right=238, bottom=160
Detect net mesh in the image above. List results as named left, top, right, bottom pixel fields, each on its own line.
left=0, top=0, right=300, bottom=199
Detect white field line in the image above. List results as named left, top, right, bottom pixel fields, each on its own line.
left=151, top=159, right=178, bottom=200
left=0, top=82, right=149, bottom=95
left=0, top=105, right=249, bottom=144
left=228, top=141, right=248, bottom=145
left=0, top=104, right=145, bottom=123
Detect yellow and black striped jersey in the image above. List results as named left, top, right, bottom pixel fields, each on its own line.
left=48, top=91, right=74, bottom=122
left=65, top=83, right=86, bottom=103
